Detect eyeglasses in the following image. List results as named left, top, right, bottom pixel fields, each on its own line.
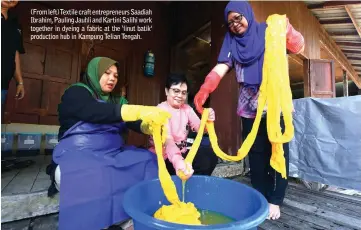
left=227, top=14, right=243, bottom=28
left=170, top=88, right=188, bottom=96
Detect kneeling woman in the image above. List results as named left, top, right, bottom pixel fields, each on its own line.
left=53, top=57, right=170, bottom=230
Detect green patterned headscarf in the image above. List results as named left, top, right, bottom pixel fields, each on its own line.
left=72, top=57, right=128, bottom=104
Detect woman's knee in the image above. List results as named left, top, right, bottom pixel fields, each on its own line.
left=55, top=165, right=61, bottom=191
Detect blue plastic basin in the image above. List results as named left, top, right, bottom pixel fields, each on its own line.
left=123, top=175, right=268, bottom=230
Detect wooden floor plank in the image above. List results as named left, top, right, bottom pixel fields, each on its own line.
left=285, top=192, right=360, bottom=219
left=287, top=185, right=361, bottom=207
left=286, top=187, right=361, bottom=216
left=323, top=190, right=361, bottom=203
left=236, top=175, right=361, bottom=215
left=284, top=198, right=361, bottom=229
left=281, top=205, right=354, bottom=230
left=272, top=212, right=327, bottom=230
left=259, top=220, right=291, bottom=230
left=235, top=176, right=361, bottom=229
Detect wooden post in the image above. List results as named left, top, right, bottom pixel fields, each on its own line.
left=343, top=70, right=349, bottom=97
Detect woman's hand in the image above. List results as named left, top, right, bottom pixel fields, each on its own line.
left=176, top=161, right=194, bottom=181
left=15, top=84, right=25, bottom=99
left=172, top=155, right=194, bottom=181
left=207, top=108, right=215, bottom=121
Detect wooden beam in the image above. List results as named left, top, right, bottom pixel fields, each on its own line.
left=345, top=54, right=361, bottom=58
left=348, top=57, right=361, bottom=60
left=343, top=70, right=349, bottom=97
left=324, top=1, right=361, bottom=7
left=291, top=82, right=304, bottom=90
left=342, top=50, right=361, bottom=54
left=308, top=1, right=361, bottom=9
left=318, top=25, right=361, bottom=88
left=288, top=55, right=303, bottom=66
left=329, top=31, right=359, bottom=36
left=320, top=18, right=352, bottom=24
left=336, top=42, right=361, bottom=46
left=345, top=5, right=361, bottom=41
left=177, top=22, right=211, bottom=49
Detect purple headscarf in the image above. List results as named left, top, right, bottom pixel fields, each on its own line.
left=217, top=1, right=267, bottom=85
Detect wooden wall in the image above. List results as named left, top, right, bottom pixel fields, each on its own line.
left=4, top=1, right=171, bottom=146
left=170, top=2, right=212, bottom=45
left=250, top=1, right=321, bottom=59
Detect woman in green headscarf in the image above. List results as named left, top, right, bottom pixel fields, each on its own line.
left=47, top=57, right=170, bottom=230
left=74, top=57, right=128, bottom=105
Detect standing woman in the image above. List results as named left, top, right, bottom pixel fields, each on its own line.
left=53, top=56, right=170, bottom=230
left=194, top=1, right=304, bottom=220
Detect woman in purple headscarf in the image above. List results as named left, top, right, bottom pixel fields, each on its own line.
left=194, top=1, right=304, bottom=220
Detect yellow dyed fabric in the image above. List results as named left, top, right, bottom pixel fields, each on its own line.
left=152, top=125, right=202, bottom=225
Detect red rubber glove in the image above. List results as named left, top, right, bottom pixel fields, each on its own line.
left=194, top=71, right=221, bottom=114
left=286, top=18, right=305, bottom=54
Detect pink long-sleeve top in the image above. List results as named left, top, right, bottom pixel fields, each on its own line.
left=148, top=101, right=201, bottom=162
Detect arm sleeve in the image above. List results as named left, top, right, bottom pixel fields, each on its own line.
left=125, top=121, right=142, bottom=133
left=187, top=107, right=201, bottom=132
left=15, top=21, right=25, bottom=54
left=59, top=86, right=122, bottom=123
left=155, top=103, right=183, bottom=162
left=218, top=58, right=234, bottom=69
left=164, top=120, right=183, bottom=163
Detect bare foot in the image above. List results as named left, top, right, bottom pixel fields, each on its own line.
left=267, top=203, right=281, bottom=220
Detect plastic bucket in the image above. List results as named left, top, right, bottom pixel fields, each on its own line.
left=123, top=175, right=268, bottom=230
left=44, top=133, right=59, bottom=155
left=17, top=132, right=42, bottom=156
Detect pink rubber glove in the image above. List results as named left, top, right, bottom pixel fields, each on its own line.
left=286, top=18, right=305, bottom=54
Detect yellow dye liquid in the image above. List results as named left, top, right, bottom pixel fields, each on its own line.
left=199, top=210, right=235, bottom=225
left=153, top=14, right=294, bottom=225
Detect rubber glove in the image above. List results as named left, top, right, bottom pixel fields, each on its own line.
left=121, top=104, right=171, bottom=125
left=286, top=18, right=305, bottom=54
left=172, top=155, right=194, bottom=181
left=194, top=71, right=221, bottom=114
left=141, top=120, right=168, bottom=143
left=140, top=120, right=153, bottom=135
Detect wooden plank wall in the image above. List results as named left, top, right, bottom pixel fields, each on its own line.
left=170, top=2, right=212, bottom=46
left=250, top=1, right=321, bottom=59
